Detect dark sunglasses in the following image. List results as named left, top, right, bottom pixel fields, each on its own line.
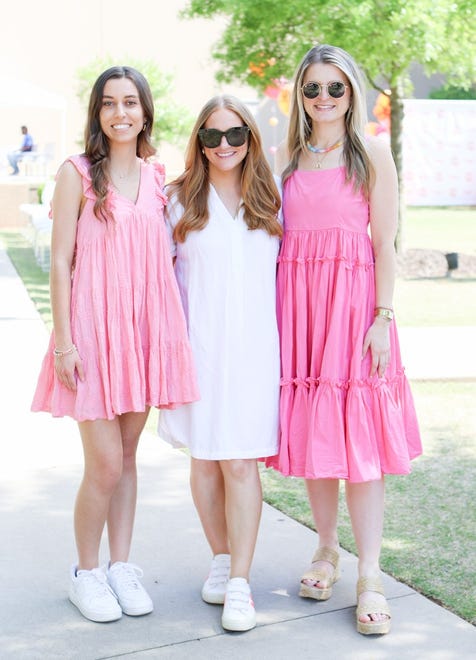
left=301, top=81, right=349, bottom=99
left=198, top=126, right=250, bottom=149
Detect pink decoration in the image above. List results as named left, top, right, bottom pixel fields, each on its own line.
left=264, top=85, right=280, bottom=99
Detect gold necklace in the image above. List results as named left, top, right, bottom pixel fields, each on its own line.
left=311, top=150, right=330, bottom=169
left=109, top=159, right=139, bottom=180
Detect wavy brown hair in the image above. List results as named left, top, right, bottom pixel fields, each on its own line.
left=284, top=44, right=373, bottom=196
left=83, top=66, right=156, bottom=221
left=169, top=95, right=282, bottom=242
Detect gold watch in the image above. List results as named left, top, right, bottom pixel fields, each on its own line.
left=374, top=307, right=394, bottom=321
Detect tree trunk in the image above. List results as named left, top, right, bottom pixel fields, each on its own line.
left=390, top=80, right=406, bottom=254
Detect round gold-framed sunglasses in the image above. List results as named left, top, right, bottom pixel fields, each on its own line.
left=302, top=81, right=349, bottom=99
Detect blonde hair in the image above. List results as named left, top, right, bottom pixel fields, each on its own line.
left=169, top=95, right=282, bottom=242
left=284, top=44, right=373, bottom=196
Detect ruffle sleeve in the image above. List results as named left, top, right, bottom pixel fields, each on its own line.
left=67, top=154, right=96, bottom=201
left=152, top=160, right=168, bottom=207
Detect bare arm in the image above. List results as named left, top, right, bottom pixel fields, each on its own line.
left=49, top=161, right=85, bottom=390
left=362, top=136, right=398, bottom=377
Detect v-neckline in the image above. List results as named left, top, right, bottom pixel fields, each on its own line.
left=110, top=161, right=143, bottom=206
left=210, top=183, right=242, bottom=221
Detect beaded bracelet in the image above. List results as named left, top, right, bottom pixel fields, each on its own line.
left=53, top=344, right=77, bottom=357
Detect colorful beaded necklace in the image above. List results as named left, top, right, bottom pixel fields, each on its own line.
left=306, top=138, right=344, bottom=154
left=306, top=137, right=344, bottom=168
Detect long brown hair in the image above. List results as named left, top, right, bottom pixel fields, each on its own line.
left=284, top=44, right=373, bottom=196
left=169, top=95, right=282, bottom=242
left=84, top=66, right=156, bottom=221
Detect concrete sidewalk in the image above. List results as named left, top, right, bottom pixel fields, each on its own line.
left=0, top=247, right=474, bottom=659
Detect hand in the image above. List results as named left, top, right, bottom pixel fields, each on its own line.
left=362, top=318, right=391, bottom=378
left=54, top=350, right=85, bottom=391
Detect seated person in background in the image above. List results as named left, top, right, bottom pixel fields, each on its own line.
left=8, top=125, right=34, bottom=175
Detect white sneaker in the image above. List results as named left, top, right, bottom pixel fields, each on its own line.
left=107, top=561, right=154, bottom=616
left=221, top=577, right=256, bottom=631
left=69, top=565, right=122, bottom=622
left=201, top=554, right=231, bottom=604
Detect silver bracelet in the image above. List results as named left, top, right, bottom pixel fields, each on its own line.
left=53, top=344, right=77, bottom=357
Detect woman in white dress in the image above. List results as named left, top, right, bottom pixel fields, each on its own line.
left=158, top=95, right=282, bottom=632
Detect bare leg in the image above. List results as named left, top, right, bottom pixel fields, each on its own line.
left=190, top=458, right=229, bottom=555
left=346, top=478, right=389, bottom=624
left=303, top=478, right=340, bottom=587
left=107, top=410, right=149, bottom=563
left=220, top=459, right=262, bottom=581
left=75, top=418, right=123, bottom=569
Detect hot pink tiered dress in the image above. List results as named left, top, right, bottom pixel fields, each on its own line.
left=266, top=167, right=422, bottom=483
left=32, top=155, right=199, bottom=421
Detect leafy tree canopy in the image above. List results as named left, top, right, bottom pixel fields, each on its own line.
left=76, top=57, right=194, bottom=147
left=430, top=84, right=476, bottom=100
left=182, top=0, right=475, bottom=94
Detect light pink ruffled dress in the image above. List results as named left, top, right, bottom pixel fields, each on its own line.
left=31, top=154, right=199, bottom=421
left=266, top=167, right=422, bottom=483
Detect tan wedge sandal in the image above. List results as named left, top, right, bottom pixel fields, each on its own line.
left=299, top=546, right=340, bottom=601
left=356, top=576, right=391, bottom=635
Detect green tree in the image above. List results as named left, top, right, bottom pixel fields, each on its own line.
left=430, top=84, right=476, bottom=100
left=76, top=57, right=194, bottom=149
left=182, top=0, right=476, bottom=252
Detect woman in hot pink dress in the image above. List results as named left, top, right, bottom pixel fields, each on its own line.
left=31, top=66, right=198, bottom=623
left=266, top=45, right=421, bottom=635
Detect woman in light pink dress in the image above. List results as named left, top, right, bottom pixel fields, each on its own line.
left=31, top=66, right=198, bottom=623
left=266, top=45, right=422, bottom=635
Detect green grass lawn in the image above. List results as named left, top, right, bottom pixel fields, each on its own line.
left=1, top=207, right=475, bottom=625
left=404, top=206, right=476, bottom=255
left=396, top=207, right=476, bottom=326
left=395, top=277, right=476, bottom=326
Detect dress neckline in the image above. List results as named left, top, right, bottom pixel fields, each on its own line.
left=296, top=165, right=346, bottom=174
left=109, top=160, right=144, bottom=206
left=210, top=183, right=243, bottom=221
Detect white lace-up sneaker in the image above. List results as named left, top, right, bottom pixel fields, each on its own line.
left=106, top=561, right=154, bottom=616
left=221, top=577, right=256, bottom=631
left=201, top=554, right=231, bottom=604
left=69, top=565, right=122, bottom=622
